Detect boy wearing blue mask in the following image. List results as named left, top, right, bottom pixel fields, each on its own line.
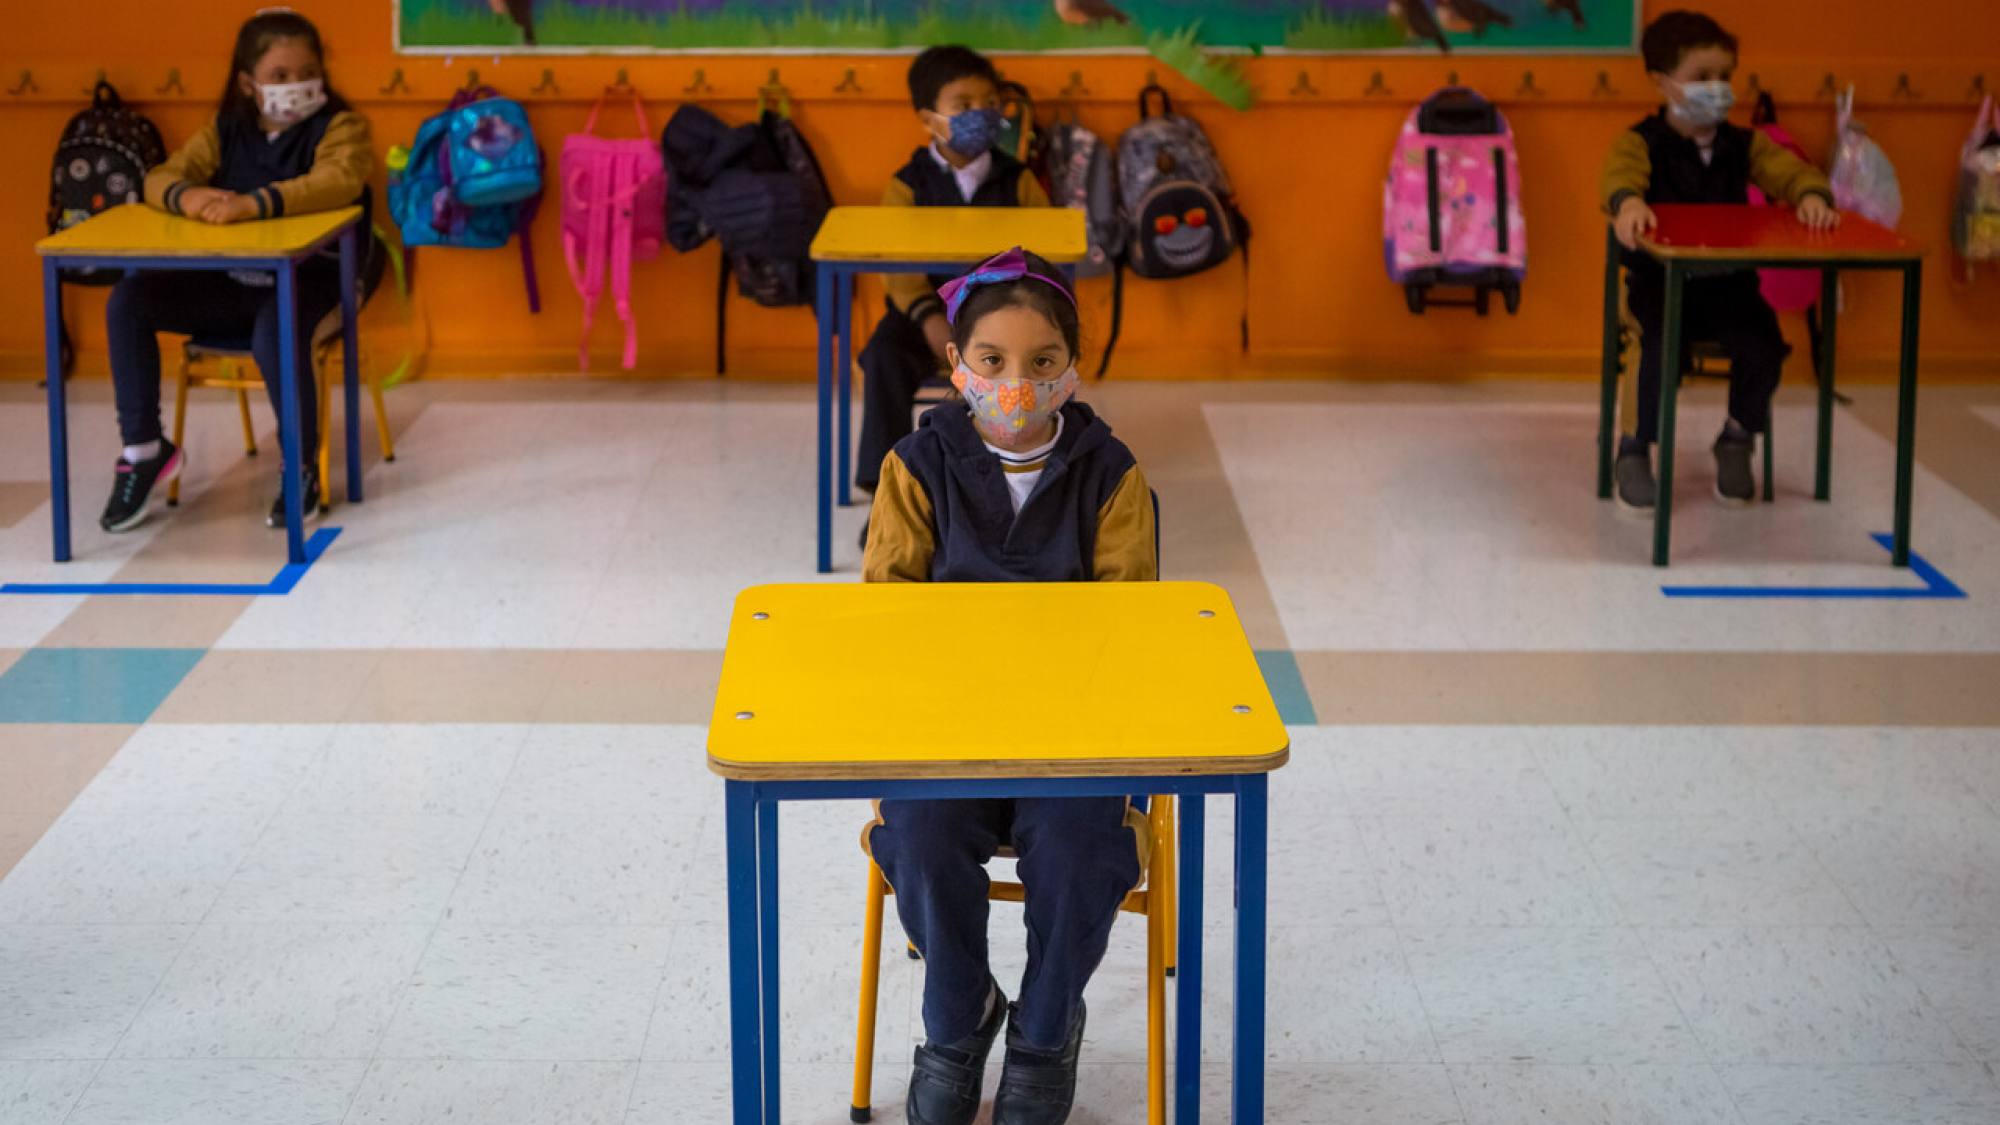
left=1602, top=10, right=1837, bottom=511
left=855, top=46, right=1052, bottom=506
left=863, top=249, right=1155, bottom=1125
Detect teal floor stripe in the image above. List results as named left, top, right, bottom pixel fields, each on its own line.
left=0, top=648, right=206, bottom=724
left=1254, top=649, right=1318, bottom=726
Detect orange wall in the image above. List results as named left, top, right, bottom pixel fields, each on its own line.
left=4, top=2, right=1997, bottom=382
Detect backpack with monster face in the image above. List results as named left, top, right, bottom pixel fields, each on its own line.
left=47, top=80, right=166, bottom=285
left=1116, top=85, right=1241, bottom=280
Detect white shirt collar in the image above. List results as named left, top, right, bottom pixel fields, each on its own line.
left=929, top=141, right=992, bottom=204
left=982, top=410, right=1063, bottom=464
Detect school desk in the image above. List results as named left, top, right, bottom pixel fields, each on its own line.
left=708, top=580, right=1288, bottom=1124
left=808, top=206, right=1088, bottom=573
left=35, top=203, right=366, bottom=566
left=1595, top=203, right=1925, bottom=567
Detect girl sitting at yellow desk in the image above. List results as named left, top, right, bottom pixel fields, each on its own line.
left=862, top=247, right=1155, bottom=1125
left=99, top=8, right=371, bottom=533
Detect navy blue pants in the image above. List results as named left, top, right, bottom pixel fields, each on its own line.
left=105, top=269, right=340, bottom=456
left=868, top=796, right=1142, bottom=1051
left=854, top=299, right=938, bottom=492
left=1627, top=269, right=1788, bottom=445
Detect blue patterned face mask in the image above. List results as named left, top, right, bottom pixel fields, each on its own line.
left=941, top=108, right=1004, bottom=157
left=1670, top=80, right=1735, bottom=129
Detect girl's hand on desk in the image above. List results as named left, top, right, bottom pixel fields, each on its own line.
left=197, top=193, right=259, bottom=225
left=1613, top=197, right=1657, bottom=251
left=176, top=186, right=230, bottom=217
left=1797, top=195, right=1841, bottom=232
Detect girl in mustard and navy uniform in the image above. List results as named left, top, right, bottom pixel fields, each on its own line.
left=101, top=8, right=372, bottom=533
left=862, top=247, right=1155, bottom=1125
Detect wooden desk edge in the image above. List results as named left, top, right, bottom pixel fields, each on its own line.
left=34, top=208, right=362, bottom=258
left=811, top=249, right=1090, bottom=265
left=706, top=745, right=1290, bottom=782
left=1636, top=239, right=1923, bottom=264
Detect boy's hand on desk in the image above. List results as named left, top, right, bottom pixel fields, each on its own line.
left=1613, top=198, right=1657, bottom=251
left=1797, top=195, right=1842, bottom=232
left=196, top=193, right=258, bottom=225
left=922, top=312, right=953, bottom=364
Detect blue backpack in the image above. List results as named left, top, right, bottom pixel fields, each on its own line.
left=388, top=87, right=543, bottom=309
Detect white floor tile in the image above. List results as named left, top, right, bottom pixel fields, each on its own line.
left=66, top=724, right=332, bottom=819
left=1878, top=927, right=2000, bottom=1062
left=1790, top=815, right=2000, bottom=927
left=1335, top=728, right=1565, bottom=820
left=377, top=925, right=673, bottom=1061
left=1721, top=1062, right=2000, bottom=1125
left=1579, top=817, right=1862, bottom=926
left=209, top=811, right=487, bottom=924
left=1643, top=927, right=1969, bottom=1064
left=286, top=725, right=531, bottom=818
left=64, top=1059, right=366, bottom=1125
left=1535, top=729, right=1773, bottom=820
left=344, top=1060, right=635, bottom=1125
left=0, top=1060, right=96, bottom=1125
left=0, top=806, right=271, bottom=925
left=0, top=926, right=191, bottom=1060
left=1449, top=1063, right=1739, bottom=1125
left=115, top=923, right=432, bottom=1059
left=623, top=1061, right=861, bottom=1125
left=1401, top=928, right=1703, bottom=1065
left=1357, top=816, right=1618, bottom=927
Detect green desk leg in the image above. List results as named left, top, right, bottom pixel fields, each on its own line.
left=1762, top=413, right=1774, bottom=503
left=1892, top=262, right=1923, bottom=567
left=1652, top=263, right=1686, bottom=567
left=1815, top=267, right=1838, bottom=501
left=1597, top=230, right=1623, bottom=500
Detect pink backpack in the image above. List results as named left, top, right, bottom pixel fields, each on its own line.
left=561, top=92, right=666, bottom=370
left=1383, top=87, right=1527, bottom=315
left=1747, top=94, right=1822, bottom=313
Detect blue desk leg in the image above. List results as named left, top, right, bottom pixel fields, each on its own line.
left=815, top=262, right=834, bottom=574
left=758, top=795, right=782, bottom=1124
left=1232, top=774, right=1268, bottom=1125
left=41, top=260, right=71, bottom=563
left=724, top=780, right=764, bottom=1124
left=1176, top=793, right=1205, bottom=1125
left=275, top=261, right=306, bottom=564
left=339, top=225, right=362, bottom=504
left=836, top=267, right=853, bottom=509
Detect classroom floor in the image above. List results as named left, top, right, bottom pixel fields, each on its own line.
left=2, top=376, right=1999, bottom=1125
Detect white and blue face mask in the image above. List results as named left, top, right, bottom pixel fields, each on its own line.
left=1670, top=80, right=1735, bottom=129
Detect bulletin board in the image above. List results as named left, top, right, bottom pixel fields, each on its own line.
left=395, top=0, right=1640, bottom=56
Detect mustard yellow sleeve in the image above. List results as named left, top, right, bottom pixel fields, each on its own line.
left=146, top=122, right=221, bottom=214
left=879, top=177, right=940, bottom=319
left=1017, top=168, right=1050, bottom=208
left=1749, top=129, right=1834, bottom=208
left=1601, top=129, right=1651, bottom=216
left=862, top=451, right=937, bottom=583
left=262, top=111, right=373, bottom=219
left=1093, top=464, right=1158, bottom=583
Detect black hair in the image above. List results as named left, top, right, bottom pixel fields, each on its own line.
left=218, top=8, right=348, bottom=128
left=949, top=250, right=1082, bottom=359
left=907, top=45, right=1000, bottom=112
left=1641, top=10, right=1738, bottom=75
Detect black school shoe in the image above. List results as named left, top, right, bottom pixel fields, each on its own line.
left=993, top=998, right=1086, bottom=1125
left=1712, top=423, right=1757, bottom=506
left=100, top=439, right=183, bottom=533
left=266, top=463, right=323, bottom=529
left=1612, top=437, right=1657, bottom=513
left=905, top=983, right=1006, bottom=1125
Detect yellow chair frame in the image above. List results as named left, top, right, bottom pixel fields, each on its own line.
left=167, top=224, right=411, bottom=510
left=850, top=796, right=1180, bottom=1125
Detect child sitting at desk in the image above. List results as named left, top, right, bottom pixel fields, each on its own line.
left=1602, top=9, right=1837, bottom=511
left=854, top=45, right=1051, bottom=509
left=862, top=248, right=1155, bottom=1125
left=99, top=8, right=372, bottom=533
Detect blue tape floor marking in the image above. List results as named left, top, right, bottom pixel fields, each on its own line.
left=1, top=527, right=341, bottom=596
left=1254, top=649, right=1320, bottom=725
left=1662, top=533, right=1966, bottom=599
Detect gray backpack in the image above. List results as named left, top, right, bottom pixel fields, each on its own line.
left=1043, top=118, right=1122, bottom=280
left=1115, top=85, right=1240, bottom=280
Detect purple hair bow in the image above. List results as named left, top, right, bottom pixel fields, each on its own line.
left=936, top=246, right=1076, bottom=325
